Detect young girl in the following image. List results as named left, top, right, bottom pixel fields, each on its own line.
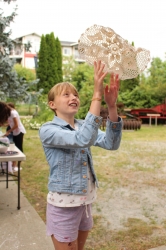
left=6, top=102, right=15, bottom=143
left=39, top=60, right=123, bottom=250
left=0, top=102, right=26, bottom=171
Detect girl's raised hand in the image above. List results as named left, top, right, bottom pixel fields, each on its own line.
left=93, top=60, right=108, bottom=98
left=104, top=73, right=120, bottom=108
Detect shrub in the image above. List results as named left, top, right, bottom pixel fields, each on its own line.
left=14, top=64, right=36, bottom=82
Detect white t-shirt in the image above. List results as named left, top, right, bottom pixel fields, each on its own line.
left=47, top=122, right=97, bottom=207
left=47, top=165, right=97, bottom=207
left=8, top=109, right=26, bottom=136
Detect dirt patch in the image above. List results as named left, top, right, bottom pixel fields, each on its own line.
left=92, top=139, right=166, bottom=231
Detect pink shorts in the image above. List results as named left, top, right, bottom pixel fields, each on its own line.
left=46, top=203, right=93, bottom=242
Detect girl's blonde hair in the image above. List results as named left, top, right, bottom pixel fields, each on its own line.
left=48, top=82, right=79, bottom=112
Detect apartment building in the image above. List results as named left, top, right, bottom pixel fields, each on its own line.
left=9, top=32, right=84, bottom=69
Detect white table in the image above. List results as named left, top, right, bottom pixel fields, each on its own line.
left=0, top=146, right=26, bottom=209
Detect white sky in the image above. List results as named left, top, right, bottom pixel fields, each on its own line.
left=1, top=0, right=166, bottom=61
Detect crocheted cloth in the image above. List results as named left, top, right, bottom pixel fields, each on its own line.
left=78, top=24, right=150, bottom=80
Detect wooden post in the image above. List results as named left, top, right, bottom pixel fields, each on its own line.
left=149, top=116, right=151, bottom=126
left=155, top=116, right=157, bottom=126
left=147, top=114, right=160, bottom=126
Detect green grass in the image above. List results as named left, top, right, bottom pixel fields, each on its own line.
left=15, top=103, right=37, bottom=116
left=14, top=125, right=166, bottom=249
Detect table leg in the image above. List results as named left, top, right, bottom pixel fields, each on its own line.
left=17, top=161, right=21, bottom=210
left=6, top=162, right=8, bottom=188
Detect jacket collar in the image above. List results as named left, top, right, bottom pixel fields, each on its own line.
left=52, top=115, right=83, bottom=128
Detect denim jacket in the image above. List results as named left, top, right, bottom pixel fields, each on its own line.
left=39, top=112, right=122, bottom=195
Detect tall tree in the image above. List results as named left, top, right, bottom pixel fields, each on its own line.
left=36, top=35, right=48, bottom=91
left=37, top=33, right=63, bottom=93
left=55, top=37, right=63, bottom=82
left=0, top=5, right=24, bottom=101
left=0, top=0, right=39, bottom=102
left=47, top=32, right=58, bottom=88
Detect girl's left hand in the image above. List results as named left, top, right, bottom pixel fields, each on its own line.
left=104, top=73, right=120, bottom=108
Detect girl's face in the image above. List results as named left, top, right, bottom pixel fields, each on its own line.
left=49, top=88, right=80, bottom=118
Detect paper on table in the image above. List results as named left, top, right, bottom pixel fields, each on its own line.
left=9, top=143, right=15, bottom=151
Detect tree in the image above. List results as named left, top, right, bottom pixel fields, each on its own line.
left=77, top=83, right=93, bottom=119
left=0, top=0, right=39, bottom=102
left=14, top=64, right=36, bottom=82
left=147, top=57, right=166, bottom=86
left=120, top=76, right=140, bottom=93
left=118, top=56, right=166, bottom=108
left=37, top=33, right=63, bottom=94
left=143, top=57, right=166, bottom=105
left=70, top=63, right=94, bottom=118
left=55, top=37, right=63, bottom=82
left=47, top=32, right=58, bottom=88
left=36, top=35, right=48, bottom=91
left=0, top=1, right=25, bottom=100
left=71, top=63, right=94, bottom=91
left=62, top=55, right=77, bottom=82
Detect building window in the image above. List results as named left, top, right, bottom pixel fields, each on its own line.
left=74, top=48, right=79, bottom=59
left=63, top=48, right=71, bottom=56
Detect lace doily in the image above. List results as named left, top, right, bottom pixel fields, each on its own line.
left=78, top=24, right=150, bottom=80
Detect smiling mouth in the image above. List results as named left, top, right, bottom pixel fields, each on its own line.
left=69, top=103, right=77, bottom=107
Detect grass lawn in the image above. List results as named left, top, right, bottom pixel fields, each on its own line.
left=19, top=125, right=166, bottom=250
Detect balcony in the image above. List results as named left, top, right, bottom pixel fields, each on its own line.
left=9, top=49, right=23, bottom=59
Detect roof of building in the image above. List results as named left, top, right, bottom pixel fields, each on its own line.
left=60, top=41, right=77, bottom=46
left=13, top=33, right=78, bottom=46
left=14, top=32, right=41, bottom=40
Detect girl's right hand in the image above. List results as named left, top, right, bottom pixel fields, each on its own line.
left=93, top=60, right=108, bottom=99
left=89, top=60, right=108, bottom=117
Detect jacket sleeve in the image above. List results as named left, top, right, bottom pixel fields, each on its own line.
left=39, top=112, right=103, bottom=149
left=94, top=117, right=123, bottom=150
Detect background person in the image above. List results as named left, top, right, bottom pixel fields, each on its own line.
left=6, top=102, right=15, bottom=143
left=0, top=102, right=26, bottom=171
left=39, top=60, right=123, bottom=250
